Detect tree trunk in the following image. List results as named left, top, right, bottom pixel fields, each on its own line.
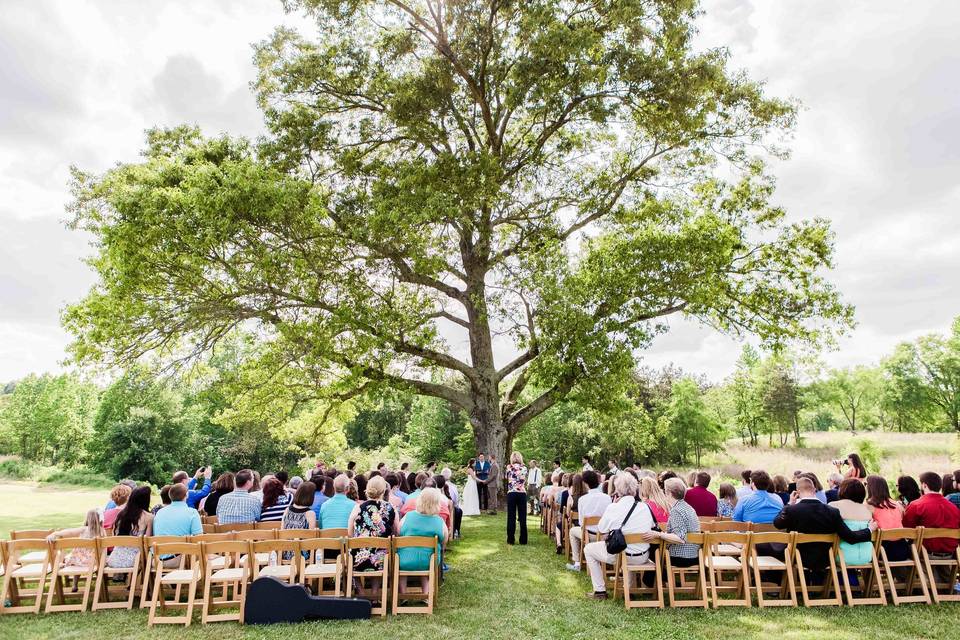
left=469, top=383, right=507, bottom=512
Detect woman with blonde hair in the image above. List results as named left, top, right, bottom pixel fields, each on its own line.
left=639, top=476, right=670, bottom=524
left=398, top=487, right=448, bottom=593
left=103, top=483, right=132, bottom=531
left=48, top=509, right=105, bottom=589
left=505, top=451, right=528, bottom=545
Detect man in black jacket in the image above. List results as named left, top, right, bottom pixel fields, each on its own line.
left=774, top=477, right=876, bottom=580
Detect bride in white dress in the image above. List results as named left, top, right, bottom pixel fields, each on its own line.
left=461, top=462, right=481, bottom=516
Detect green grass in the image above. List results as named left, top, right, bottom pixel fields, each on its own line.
left=0, top=482, right=107, bottom=539
left=2, top=490, right=960, bottom=639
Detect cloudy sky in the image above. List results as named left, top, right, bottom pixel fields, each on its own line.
left=1, top=1, right=958, bottom=383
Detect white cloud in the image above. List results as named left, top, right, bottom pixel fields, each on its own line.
left=0, top=1, right=958, bottom=383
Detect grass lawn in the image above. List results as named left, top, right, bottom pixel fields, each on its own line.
left=2, top=492, right=960, bottom=640
left=0, top=482, right=107, bottom=539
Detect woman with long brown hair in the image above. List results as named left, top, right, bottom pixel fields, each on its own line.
left=866, top=474, right=909, bottom=561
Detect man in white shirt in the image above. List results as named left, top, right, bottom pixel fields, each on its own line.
left=583, top=472, right=654, bottom=599
left=607, top=460, right=619, bottom=475
left=581, top=455, right=594, bottom=471
left=565, top=470, right=611, bottom=571
left=526, top=460, right=543, bottom=515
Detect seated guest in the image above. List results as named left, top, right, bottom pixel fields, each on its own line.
left=310, top=474, right=329, bottom=521
left=353, top=474, right=367, bottom=501
left=639, top=477, right=670, bottom=524
left=289, top=475, right=303, bottom=492
left=825, top=473, right=844, bottom=503
left=398, top=487, right=448, bottom=593
left=282, top=481, right=317, bottom=532
left=154, top=483, right=202, bottom=537
left=949, top=471, right=960, bottom=509
left=103, top=484, right=132, bottom=531
left=319, top=474, right=357, bottom=529
left=105, top=478, right=137, bottom=510
left=896, top=475, right=921, bottom=506
left=347, top=476, right=399, bottom=573
left=772, top=475, right=791, bottom=505
left=800, top=472, right=828, bottom=503
left=399, top=473, right=430, bottom=515
left=866, top=474, right=909, bottom=562
left=554, top=473, right=572, bottom=550
left=439, top=472, right=462, bottom=539
left=736, top=470, right=754, bottom=500
left=201, top=472, right=235, bottom=517
left=774, top=477, right=874, bottom=579
left=432, top=474, right=455, bottom=532
left=717, top=483, right=737, bottom=519
left=275, top=470, right=290, bottom=495
left=788, top=470, right=803, bottom=493
left=942, top=473, right=959, bottom=506
left=566, top=470, right=611, bottom=571
left=47, top=509, right=104, bottom=570
left=216, top=469, right=262, bottom=524
left=903, top=471, right=960, bottom=583
left=733, top=471, right=784, bottom=524
left=583, top=472, right=655, bottom=599
left=684, top=472, right=718, bottom=517
left=151, top=485, right=171, bottom=515
left=259, top=477, right=291, bottom=522
left=172, top=466, right=212, bottom=509
left=386, top=472, right=405, bottom=510
left=645, top=478, right=701, bottom=582
left=441, top=467, right=459, bottom=507
left=829, top=478, right=874, bottom=566
left=108, top=486, right=153, bottom=569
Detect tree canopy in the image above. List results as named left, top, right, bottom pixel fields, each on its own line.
left=65, top=0, right=852, bottom=474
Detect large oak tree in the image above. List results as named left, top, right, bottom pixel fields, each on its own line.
left=66, top=0, right=852, bottom=490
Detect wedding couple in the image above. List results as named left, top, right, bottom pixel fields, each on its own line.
left=461, top=453, right=497, bottom=516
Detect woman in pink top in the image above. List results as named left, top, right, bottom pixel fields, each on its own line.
left=866, top=475, right=909, bottom=561
left=639, top=477, right=670, bottom=524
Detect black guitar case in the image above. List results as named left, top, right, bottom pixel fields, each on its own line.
left=244, top=577, right=372, bottom=624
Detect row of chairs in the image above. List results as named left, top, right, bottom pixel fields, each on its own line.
left=561, top=524, right=960, bottom=609
left=0, top=530, right=440, bottom=624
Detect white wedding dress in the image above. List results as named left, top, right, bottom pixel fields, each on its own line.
left=461, top=469, right=481, bottom=516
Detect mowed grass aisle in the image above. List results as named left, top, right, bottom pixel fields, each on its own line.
left=2, top=511, right=960, bottom=640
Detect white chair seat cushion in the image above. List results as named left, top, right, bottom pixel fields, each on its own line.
left=709, top=555, right=743, bottom=570
left=240, top=553, right=270, bottom=566
left=12, top=563, right=49, bottom=578
left=211, top=568, right=245, bottom=581
left=58, top=565, right=92, bottom=576
left=160, top=569, right=196, bottom=583
left=751, top=555, right=786, bottom=570
left=303, top=563, right=338, bottom=577
left=259, top=565, right=295, bottom=578
left=208, top=556, right=230, bottom=570
left=19, top=551, right=47, bottom=564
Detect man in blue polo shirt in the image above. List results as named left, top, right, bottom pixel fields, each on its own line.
left=319, top=474, right=356, bottom=529
left=152, top=483, right=202, bottom=566
left=733, top=470, right=785, bottom=524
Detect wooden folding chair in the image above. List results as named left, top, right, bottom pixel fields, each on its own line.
left=918, top=527, right=960, bottom=603
left=200, top=516, right=218, bottom=525
left=250, top=539, right=300, bottom=584
left=751, top=523, right=779, bottom=533
left=216, top=522, right=255, bottom=533
left=877, top=527, right=930, bottom=605
left=45, top=537, right=99, bottom=613
left=255, top=521, right=282, bottom=531
left=577, top=516, right=602, bottom=570
left=9, top=530, right=53, bottom=566
left=318, top=528, right=348, bottom=539
left=392, top=536, right=438, bottom=615
left=201, top=524, right=217, bottom=534
left=748, top=531, right=797, bottom=607
left=705, top=532, right=752, bottom=607
left=93, top=535, right=145, bottom=610
left=139, top=535, right=187, bottom=609
left=794, top=533, right=842, bottom=606
left=300, top=537, right=344, bottom=596
left=147, top=542, right=202, bottom=626
left=613, top=536, right=663, bottom=608
left=837, top=530, right=886, bottom=606
left=564, top=510, right=577, bottom=560
left=664, top=532, right=708, bottom=608
left=200, top=540, right=250, bottom=624
left=346, top=537, right=390, bottom=616
left=0, top=538, right=51, bottom=614
left=236, top=530, right=277, bottom=570
left=702, top=521, right=752, bottom=532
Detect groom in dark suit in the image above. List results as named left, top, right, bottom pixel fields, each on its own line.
left=475, top=453, right=491, bottom=511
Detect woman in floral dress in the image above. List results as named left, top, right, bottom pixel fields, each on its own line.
left=347, top=476, right=399, bottom=572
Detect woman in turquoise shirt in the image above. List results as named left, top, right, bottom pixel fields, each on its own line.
left=830, top=478, right=873, bottom=566
left=398, top=487, right=448, bottom=593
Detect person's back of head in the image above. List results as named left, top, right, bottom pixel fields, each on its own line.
left=795, top=477, right=816, bottom=498
left=172, top=470, right=189, bottom=485
left=664, top=477, right=687, bottom=501
left=918, top=471, right=942, bottom=494
left=741, top=469, right=752, bottom=485
left=385, top=472, right=400, bottom=489
left=347, top=460, right=356, bottom=471
left=213, top=472, right=235, bottom=493
left=275, top=470, right=289, bottom=486
left=293, top=481, right=316, bottom=507
left=800, top=472, right=823, bottom=492
left=235, top=469, right=253, bottom=490
left=169, top=483, right=188, bottom=503
left=110, top=483, right=133, bottom=508
left=421, top=476, right=436, bottom=489
left=718, top=483, right=737, bottom=504
left=117, top=486, right=151, bottom=535
left=365, top=476, right=388, bottom=501
left=866, top=475, right=895, bottom=509
left=897, top=475, right=921, bottom=503
left=83, top=509, right=105, bottom=538
left=750, top=470, right=771, bottom=492
left=941, top=473, right=956, bottom=497
left=582, top=469, right=600, bottom=489
left=695, top=471, right=711, bottom=489
left=417, top=487, right=442, bottom=516
left=441, top=467, right=452, bottom=480
left=333, top=473, right=350, bottom=495
left=827, top=472, right=844, bottom=489
left=772, top=474, right=789, bottom=493
left=613, top=471, right=638, bottom=499
left=838, top=477, right=866, bottom=503
left=290, top=475, right=303, bottom=490
left=415, top=471, right=429, bottom=489
left=658, top=470, right=677, bottom=489
left=159, top=484, right=172, bottom=505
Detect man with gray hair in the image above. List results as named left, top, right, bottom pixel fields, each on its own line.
left=583, top=472, right=654, bottom=599
left=825, top=472, right=843, bottom=503
left=319, top=473, right=355, bottom=529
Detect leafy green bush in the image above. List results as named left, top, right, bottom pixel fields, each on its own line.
left=0, top=457, right=38, bottom=480
left=41, top=467, right=115, bottom=489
